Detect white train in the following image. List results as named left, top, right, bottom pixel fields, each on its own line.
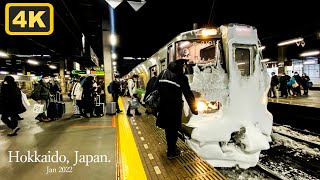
left=126, top=24, right=273, bottom=169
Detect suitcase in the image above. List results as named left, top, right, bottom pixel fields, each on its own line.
left=56, top=94, right=66, bottom=117
left=106, top=102, right=116, bottom=115
left=47, top=101, right=59, bottom=120
left=95, top=95, right=105, bottom=115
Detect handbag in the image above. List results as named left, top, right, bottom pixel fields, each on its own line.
left=145, top=70, right=166, bottom=110
left=33, top=104, right=45, bottom=114
left=21, top=91, right=30, bottom=107
left=130, top=98, right=140, bottom=110
left=292, top=81, right=299, bottom=88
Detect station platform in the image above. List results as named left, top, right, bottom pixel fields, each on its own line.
left=268, top=90, right=320, bottom=108
left=0, top=97, right=226, bottom=180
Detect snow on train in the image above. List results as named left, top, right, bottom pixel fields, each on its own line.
left=125, top=24, right=273, bottom=169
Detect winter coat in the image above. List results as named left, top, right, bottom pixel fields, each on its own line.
left=112, top=80, right=122, bottom=95
left=144, top=76, right=157, bottom=102
left=0, top=83, right=26, bottom=115
left=34, top=81, right=51, bottom=100
left=155, top=61, right=197, bottom=129
left=279, top=75, right=290, bottom=90
left=127, top=79, right=137, bottom=97
left=71, top=82, right=83, bottom=100
left=294, top=75, right=302, bottom=85
left=270, top=75, right=279, bottom=87
left=301, top=75, right=310, bottom=85
left=287, top=77, right=296, bottom=86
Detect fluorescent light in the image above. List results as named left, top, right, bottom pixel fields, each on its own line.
left=49, top=65, right=57, bottom=69
left=303, top=61, right=316, bottom=65
left=0, top=51, right=8, bottom=57
left=0, top=71, right=9, bottom=74
left=110, top=34, right=117, bottom=46
left=30, top=74, right=35, bottom=77
left=17, top=73, right=23, bottom=75
left=27, top=59, right=39, bottom=65
left=113, top=66, right=117, bottom=69
left=111, top=53, right=117, bottom=59
left=124, top=57, right=134, bottom=60
left=237, top=62, right=246, bottom=65
left=278, top=37, right=303, bottom=46
left=260, top=58, right=270, bottom=62
left=112, top=62, right=117, bottom=65
left=300, top=50, right=320, bottom=57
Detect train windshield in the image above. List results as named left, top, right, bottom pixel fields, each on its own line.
left=176, top=39, right=221, bottom=65
left=175, top=39, right=225, bottom=83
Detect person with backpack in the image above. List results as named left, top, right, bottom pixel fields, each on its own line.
left=108, top=74, right=123, bottom=113
left=126, top=74, right=142, bottom=116
left=33, top=75, right=52, bottom=121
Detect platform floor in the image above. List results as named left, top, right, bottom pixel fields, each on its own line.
left=0, top=99, right=116, bottom=180
left=1, top=97, right=226, bottom=180
left=121, top=98, right=226, bottom=180
left=268, top=90, right=320, bottom=108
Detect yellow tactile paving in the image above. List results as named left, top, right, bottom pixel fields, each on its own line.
left=117, top=99, right=147, bottom=180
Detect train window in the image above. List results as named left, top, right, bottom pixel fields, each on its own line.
left=233, top=44, right=257, bottom=76
left=235, top=48, right=250, bottom=76
left=167, top=44, right=174, bottom=63
left=175, top=39, right=218, bottom=65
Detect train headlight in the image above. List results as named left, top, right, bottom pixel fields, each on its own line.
left=196, top=101, right=208, bottom=112
left=196, top=100, right=220, bottom=113
left=201, top=29, right=217, bottom=36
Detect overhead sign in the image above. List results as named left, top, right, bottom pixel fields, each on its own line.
left=72, top=70, right=87, bottom=75
left=90, top=47, right=99, bottom=66
left=127, top=0, right=146, bottom=11
left=106, top=0, right=146, bottom=11
left=105, top=0, right=123, bottom=9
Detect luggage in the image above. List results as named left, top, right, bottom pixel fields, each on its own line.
left=95, top=95, right=105, bottom=115
left=129, top=98, right=139, bottom=110
left=106, top=102, right=116, bottom=115
left=47, top=101, right=59, bottom=119
left=56, top=94, right=65, bottom=117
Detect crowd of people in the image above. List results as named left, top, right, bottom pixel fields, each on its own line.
left=269, top=72, right=312, bottom=98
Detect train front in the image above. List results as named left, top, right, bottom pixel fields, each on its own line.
left=180, top=25, right=273, bottom=169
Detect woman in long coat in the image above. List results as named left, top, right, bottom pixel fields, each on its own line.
left=0, top=76, right=26, bottom=136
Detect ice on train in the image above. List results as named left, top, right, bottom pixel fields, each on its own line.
left=185, top=55, right=273, bottom=169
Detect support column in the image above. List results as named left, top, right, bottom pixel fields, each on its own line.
left=102, top=20, right=113, bottom=102
left=277, top=46, right=286, bottom=74
left=59, top=59, right=66, bottom=94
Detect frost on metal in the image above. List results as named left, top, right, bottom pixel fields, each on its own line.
left=185, top=52, right=273, bottom=169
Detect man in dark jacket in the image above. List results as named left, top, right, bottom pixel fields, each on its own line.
left=34, top=75, right=51, bottom=121
left=155, top=59, right=198, bottom=159
left=301, top=73, right=310, bottom=95
left=269, top=72, right=279, bottom=98
left=0, top=76, right=26, bottom=136
left=112, top=74, right=123, bottom=113
left=279, top=72, right=290, bottom=97
left=293, top=72, right=302, bottom=96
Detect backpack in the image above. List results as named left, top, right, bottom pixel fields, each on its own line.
left=107, top=81, right=114, bottom=94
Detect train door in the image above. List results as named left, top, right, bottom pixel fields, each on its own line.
left=232, top=44, right=256, bottom=76
left=167, top=44, right=174, bottom=64
left=149, top=65, right=157, bottom=78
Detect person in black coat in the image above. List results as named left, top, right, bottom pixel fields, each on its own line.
left=279, top=72, right=290, bottom=97
left=144, top=71, right=158, bottom=114
left=301, top=73, right=310, bottom=95
left=111, top=74, right=123, bottom=113
left=0, top=76, right=26, bottom=136
left=82, top=76, right=96, bottom=118
left=155, top=59, right=198, bottom=159
left=293, top=72, right=302, bottom=96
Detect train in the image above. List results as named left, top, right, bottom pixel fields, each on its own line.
left=125, top=24, right=273, bottom=169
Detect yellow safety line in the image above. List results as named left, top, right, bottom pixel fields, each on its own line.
left=117, top=98, right=147, bottom=180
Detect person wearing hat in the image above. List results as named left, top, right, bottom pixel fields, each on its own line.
left=126, top=74, right=142, bottom=116
left=154, top=59, right=198, bottom=159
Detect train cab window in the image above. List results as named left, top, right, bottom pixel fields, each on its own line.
left=175, top=39, right=225, bottom=84
left=167, top=45, right=174, bottom=63
left=233, top=44, right=256, bottom=76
